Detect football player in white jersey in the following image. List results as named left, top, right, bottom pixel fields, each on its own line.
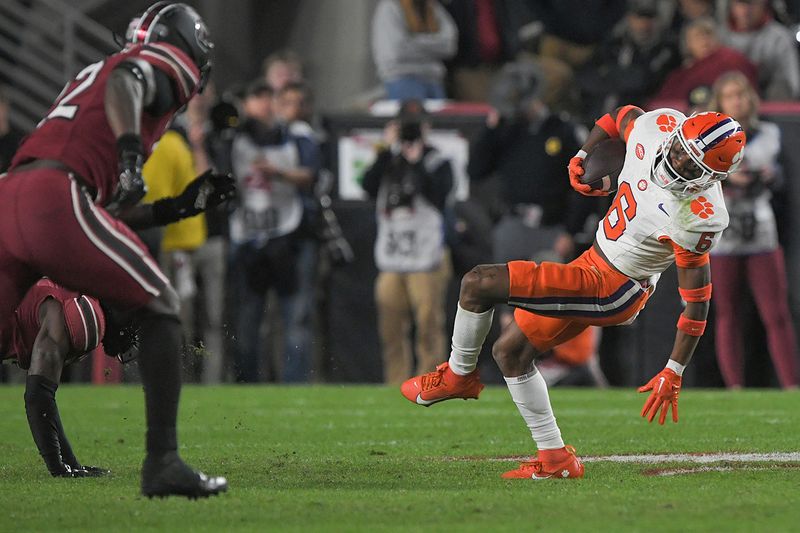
left=399, top=104, right=746, bottom=479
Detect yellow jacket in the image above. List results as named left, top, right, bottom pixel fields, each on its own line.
left=142, top=130, right=207, bottom=251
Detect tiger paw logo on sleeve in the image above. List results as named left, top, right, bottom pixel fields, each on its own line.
left=690, top=196, right=714, bottom=219
left=656, top=114, right=677, bottom=133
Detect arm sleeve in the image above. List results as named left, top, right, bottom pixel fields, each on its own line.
left=24, top=375, right=78, bottom=474
left=361, top=149, right=392, bottom=199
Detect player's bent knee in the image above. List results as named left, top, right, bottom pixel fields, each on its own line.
left=459, top=264, right=509, bottom=307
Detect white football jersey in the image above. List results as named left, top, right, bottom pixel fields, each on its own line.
left=594, top=109, right=730, bottom=283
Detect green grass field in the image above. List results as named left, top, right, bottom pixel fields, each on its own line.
left=0, top=385, right=798, bottom=532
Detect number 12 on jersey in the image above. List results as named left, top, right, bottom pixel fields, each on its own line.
left=603, top=181, right=638, bottom=241
left=42, top=60, right=104, bottom=124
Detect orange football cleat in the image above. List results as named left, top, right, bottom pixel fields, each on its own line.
left=400, top=362, right=484, bottom=406
left=501, top=446, right=585, bottom=480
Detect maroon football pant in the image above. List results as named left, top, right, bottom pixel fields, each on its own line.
left=0, top=168, right=168, bottom=332
left=711, top=250, right=799, bottom=388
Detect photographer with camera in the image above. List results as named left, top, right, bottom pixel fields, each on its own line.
left=229, top=80, right=321, bottom=383
left=705, top=72, right=798, bottom=389
left=361, top=100, right=454, bottom=384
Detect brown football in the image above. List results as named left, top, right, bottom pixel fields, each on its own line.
left=580, top=138, right=626, bottom=193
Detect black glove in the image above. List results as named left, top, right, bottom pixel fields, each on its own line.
left=51, top=463, right=110, bottom=478
left=102, top=322, right=140, bottom=364
left=152, top=170, right=236, bottom=225
left=109, top=133, right=147, bottom=209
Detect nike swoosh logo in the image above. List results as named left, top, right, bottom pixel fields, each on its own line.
left=657, top=203, right=669, bottom=217
left=657, top=377, right=665, bottom=393
left=415, top=393, right=450, bottom=406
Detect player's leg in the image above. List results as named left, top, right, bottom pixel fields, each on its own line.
left=400, top=264, right=509, bottom=404
left=17, top=172, right=226, bottom=497
left=495, top=312, right=585, bottom=479
left=135, top=287, right=225, bottom=496
left=746, top=249, right=799, bottom=388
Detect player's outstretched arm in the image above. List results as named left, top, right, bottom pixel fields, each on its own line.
left=25, top=300, right=108, bottom=477
left=569, top=105, right=644, bottom=196
left=104, top=63, right=155, bottom=210
left=115, top=170, right=236, bottom=230
left=639, top=260, right=711, bottom=425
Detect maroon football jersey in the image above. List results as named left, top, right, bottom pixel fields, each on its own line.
left=0, top=279, right=105, bottom=369
left=11, top=43, right=200, bottom=205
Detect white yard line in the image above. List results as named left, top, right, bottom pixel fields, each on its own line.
left=582, top=452, right=800, bottom=463
left=459, top=452, right=800, bottom=463
left=646, top=465, right=800, bottom=477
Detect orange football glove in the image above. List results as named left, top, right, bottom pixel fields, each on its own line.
left=568, top=151, right=608, bottom=197
left=638, top=368, right=682, bottom=425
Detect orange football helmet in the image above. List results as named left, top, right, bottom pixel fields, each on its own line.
left=652, top=112, right=746, bottom=197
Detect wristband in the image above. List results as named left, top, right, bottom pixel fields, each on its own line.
left=677, top=314, right=706, bottom=336
left=595, top=113, right=619, bottom=138
left=665, top=359, right=686, bottom=377
left=679, top=284, right=712, bottom=302
left=116, top=133, right=144, bottom=158
left=574, top=149, right=587, bottom=159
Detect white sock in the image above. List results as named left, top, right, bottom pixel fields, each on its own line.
left=504, top=367, right=565, bottom=450
left=448, top=303, right=494, bottom=375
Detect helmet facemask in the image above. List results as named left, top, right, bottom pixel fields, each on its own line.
left=651, top=126, right=731, bottom=198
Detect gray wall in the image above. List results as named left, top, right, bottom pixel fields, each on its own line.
left=194, top=0, right=378, bottom=111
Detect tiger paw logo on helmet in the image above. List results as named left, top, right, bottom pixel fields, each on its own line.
left=690, top=196, right=715, bottom=219
left=656, top=114, right=677, bottom=132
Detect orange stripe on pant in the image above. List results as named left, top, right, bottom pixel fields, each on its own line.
left=508, top=246, right=650, bottom=352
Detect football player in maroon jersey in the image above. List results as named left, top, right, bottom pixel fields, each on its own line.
left=3, top=169, right=233, bottom=480
left=0, top=2, right=230, bottom=498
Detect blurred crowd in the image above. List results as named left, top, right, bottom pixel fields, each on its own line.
left=0, top=0, right=798, bottom=388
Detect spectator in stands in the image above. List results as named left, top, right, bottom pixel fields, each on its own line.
left=669, top=0, right=717, bottom=33
left=274, top=81, right=323, bottom=382
left=722, top=0, right=800, bottom=99
left=577, top=0, right=681, bottom=119
left=531, top=0, right=626, bottom=67
left=469, top=61, right=596, bottom=272
left=651, top=17, right=758, bottom=109
left=361, top=100, right=453, bottom=383
left=263, top=49, right=305, bottom=92
left=443, top=0, right=519, bottom=102
left=371, top=0, right=458, bottom=100
left=141, top=115, right=208, bottom=383
left=230, top=80, right=320, bottom=383
left=525, top=0, right=627, bottom=113
left=706, top=71, right=799, bottom=389
left=0, top=85, right=24, bottom=173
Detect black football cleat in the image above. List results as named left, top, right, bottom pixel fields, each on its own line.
left=141, top=452, right=227, bottom=499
